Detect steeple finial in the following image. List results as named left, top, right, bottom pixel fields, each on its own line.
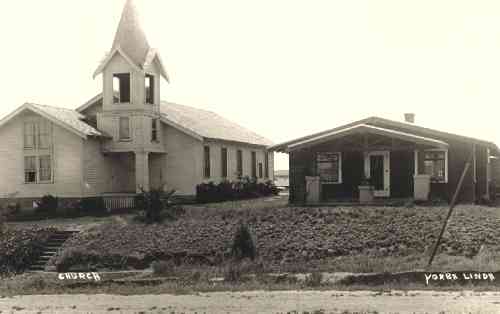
left=112, top=0, right=150, bottom=66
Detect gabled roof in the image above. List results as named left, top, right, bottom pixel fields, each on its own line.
left=270, top=116, right=499, bottom=153
left=286, top=123, right=448, bottom=152
left=160, top=101, right=273, bottom=147
left=74, top=94, right=273, bottom=147
left=93, top=0, right=169, bottom=81
left=0, top=103, right=105, bottom=139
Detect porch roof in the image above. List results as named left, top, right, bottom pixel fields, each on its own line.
left=286, top=124, right=449, bottom=152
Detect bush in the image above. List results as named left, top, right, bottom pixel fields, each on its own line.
left=75, top=197, right=107, bottom=216
left=304, top=271, right=323, bottom=287
left=151, top=260, right=175, bottom=276
left=231, top=222, right=256, bottom=260
left=135, top=187, right=177, bottom=224
left=35, top=195, right=59, bottom=214
left=196, top=177, right=279, bottom=203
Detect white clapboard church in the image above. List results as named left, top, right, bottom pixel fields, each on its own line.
left=0, top=0, right=273, bottom=208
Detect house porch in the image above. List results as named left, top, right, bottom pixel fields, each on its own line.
left=288, top=128, right=451, bottom=204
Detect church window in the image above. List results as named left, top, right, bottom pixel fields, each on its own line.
left=145, top=74, right=155, bottom=104
left=113, top=73, right=131, bottom=103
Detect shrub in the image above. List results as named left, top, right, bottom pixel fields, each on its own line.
left=135, top=187, right=177, bottom=224
left=196, top=177, right=279, bottom=203
left=75, top=197, right=107, bottom=216
left=151, top=260, right=175, bottom=276
left=304, top=271, right=323, bottom=287
left=35, top=195, right=59, bottom=215
left=231, top=222, right=256, bottom=260
left=224, top=262, right=243, bottom=282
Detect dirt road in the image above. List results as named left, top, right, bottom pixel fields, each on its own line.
left=1, top=290, right=499, bottom=313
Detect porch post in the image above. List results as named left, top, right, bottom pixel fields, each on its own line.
left=135, top=151, right=150, bottom=192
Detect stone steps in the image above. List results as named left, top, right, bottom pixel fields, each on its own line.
left=28, top=230, right=79, bottom=272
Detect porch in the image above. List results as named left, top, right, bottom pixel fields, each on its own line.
left=287, top=124, right=450, bottom=204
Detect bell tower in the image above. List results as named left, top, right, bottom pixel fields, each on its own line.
left=93, top=0, right=170, bottom=191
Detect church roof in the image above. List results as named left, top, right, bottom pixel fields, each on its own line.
left=93, top=0, right=169, bottom=81
left=0, top=103, right=105, bottom=139
left=160, top=101, right=274, bottom=147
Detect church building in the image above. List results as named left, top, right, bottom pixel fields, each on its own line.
left=0, top=0, right=274, bottom=207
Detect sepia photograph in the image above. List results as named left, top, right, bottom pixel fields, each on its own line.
left=0, top=0, right=500, bottom=313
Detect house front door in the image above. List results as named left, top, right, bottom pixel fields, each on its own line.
left=365, top=151, right=390, bottom=197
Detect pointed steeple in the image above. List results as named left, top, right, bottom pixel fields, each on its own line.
left=112, top=0, right=150, bottom=66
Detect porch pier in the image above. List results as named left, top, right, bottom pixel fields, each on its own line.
left=135, top=151, right=150, bottom=192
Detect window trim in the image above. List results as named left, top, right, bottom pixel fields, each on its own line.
left=113, top=73, right=131, bottom=104
left=119, top=116, right=131, bottom=141
left=145, top=73, right=155, bottom=105
left=204, top=146, right=211, bottom=178
left=316, top=152, right=342, bottom=184
left=38, top=155, right=53, bottom=183
left=151, top=118, right=159, bottom=142
left=236, top=149, right=243, bottom=178
left=251, top=151, right=257, bottom=179
left=416, top=149, right=448, bottom=183
left=221, top=147, right=228, bottom=178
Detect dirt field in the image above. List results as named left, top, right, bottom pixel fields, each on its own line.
left=1, top=290, right=500, bottom=313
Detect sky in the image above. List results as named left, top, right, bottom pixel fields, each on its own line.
left=2, top=0, right=500, bottom=170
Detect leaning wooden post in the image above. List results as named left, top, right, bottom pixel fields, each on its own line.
left=427, top=154, right=472, bottom=268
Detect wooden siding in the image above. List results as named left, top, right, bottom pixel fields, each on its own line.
left=0, top=112, right=84, bottom=198
left=83, top=138, right=112, bottom=196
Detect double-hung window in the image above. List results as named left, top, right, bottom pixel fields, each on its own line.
left=317, top=152, right=342, bottom=184
left=151, top=118, right=158, bottom=142
left=39, top=155, right=52, bottom=182
left=251, top=151, right=257, bottom=179
left=204, top=146, right=211, bottom=178
left=24, top=156, right=37, bottom=183
left=221, top=148, right=228, bottom=178
left=423, top=150, right=447, bottom=183
left=24, top=119, right=53, bottom=184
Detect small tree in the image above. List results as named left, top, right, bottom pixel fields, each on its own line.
left=231, top=222, right=256, bottom=260
left=135, top=186, right=177, bottom=224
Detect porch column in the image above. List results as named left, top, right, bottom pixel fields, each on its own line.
left=135, top=151, right=150, bottom=192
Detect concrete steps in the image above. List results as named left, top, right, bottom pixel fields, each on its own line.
left=28, top=230, right=79, bottom=272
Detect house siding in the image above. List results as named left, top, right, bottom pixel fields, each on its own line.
left=0, top=112, right=83, bottom=199
left=82, top=138, right=112, bottom=196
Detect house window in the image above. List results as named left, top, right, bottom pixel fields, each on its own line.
left=424, top=150, right=447, bottom=182
left=237, top=149, right=243, bottom=177
left=151, top=118, right=158, bottom=142
left=38, top=120, right=51, bottom=149
left=119, top=117, right=130, bottom=140
left=145, top=74, right=155, bottom=104
left=221, top=147, right=228, bottom=178
left=113, top=73, right=131, bottom=103
left=39, top=155, right=52, bottom=182
left=258, top=162, right=263, bottom=178
left=204, top=146, right=211, bottom=178
left=317, top=152, right=342, bottom=184
left=264, top=152, right=269, bottom=178
left=24, top=122, right=35, bottom=149
left=24, top=156, right=37, bottom=183
left=251, top=151, right=257, bottom=179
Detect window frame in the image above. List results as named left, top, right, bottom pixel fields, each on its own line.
left=264, top=152, right=269, bottom=178
left=151, top=118, right=158, bottom=142
left=24, top=156, right=37, bottom=184
left=145, top=74, right=155, bottom=105
left=24, top=121, right=36, bottom=149
left=204, top=146, right=211, bottom=178
left=422, top=149, right=448, bottom=183
left=316, top=152, right=342, bottom=184
left=221, top=147, right=228, bottom=178
left=236, top=149, right=243, bottom=178
left=119, top=116, right=131, bottom=141
left=251, top=151, right=257, bottom=179
left=38, top=155, right=52, bottom=183
left=113, top=73, right=131, bottom=104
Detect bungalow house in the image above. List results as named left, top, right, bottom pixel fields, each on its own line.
left=0, top=0, right=274, bottom=208
left=270, top=114, right=499, bottom=205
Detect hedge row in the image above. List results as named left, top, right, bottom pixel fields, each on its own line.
left=196, top=177, right=280, bottom=203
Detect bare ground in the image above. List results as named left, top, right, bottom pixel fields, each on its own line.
left=1, top=290, right=500, bottom=313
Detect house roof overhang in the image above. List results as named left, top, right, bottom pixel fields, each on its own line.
left=284, top=124, right=449, bottom=152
